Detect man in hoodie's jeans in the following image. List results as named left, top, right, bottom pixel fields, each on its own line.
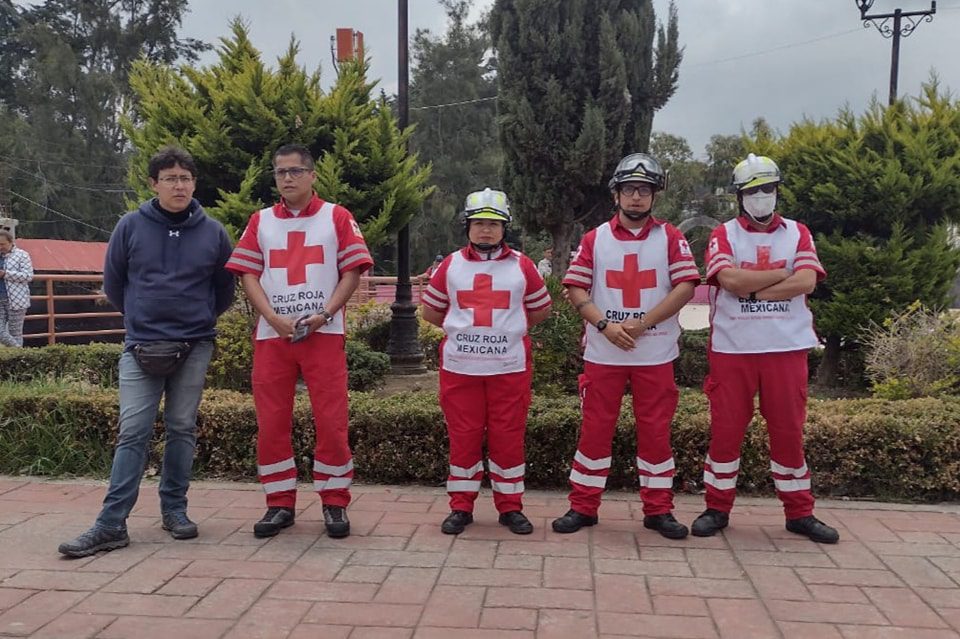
left=58, top=146, right=235, bottom=558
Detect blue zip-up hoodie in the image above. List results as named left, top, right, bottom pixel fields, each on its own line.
left=103, top=198, right=235, bottom=345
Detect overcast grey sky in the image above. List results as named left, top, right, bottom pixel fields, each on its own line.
left=179, top=0, right=960, bottom=158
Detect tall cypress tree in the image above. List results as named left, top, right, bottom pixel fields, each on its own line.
left=490, top=0, right=681, bottom=269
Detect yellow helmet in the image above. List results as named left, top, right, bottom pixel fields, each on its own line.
left=461, top=188, right=512, bottom=225
left=732, top=153, right=781, bottom=191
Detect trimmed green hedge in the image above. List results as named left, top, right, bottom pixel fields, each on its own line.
left=0, top=334, right=389, bottom=393
left=2, top=383, right=958, bottom=501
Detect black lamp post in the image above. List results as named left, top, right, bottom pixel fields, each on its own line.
left=855, top=0, right=936, bottom=105
left=386, top=0, right=427, bottom=375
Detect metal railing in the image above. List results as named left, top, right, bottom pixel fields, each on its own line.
left=21, top=273, right=430, bottom=344
left=23, top=274, right=124, bottom=344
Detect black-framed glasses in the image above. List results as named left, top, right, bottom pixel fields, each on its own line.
left=742, top=182, right=778, bottom=195
left=619, top=183, right=654, bottom=197
left=156, top=175, right=195, bottom=185
left=273, top=167, right=311, bottom=179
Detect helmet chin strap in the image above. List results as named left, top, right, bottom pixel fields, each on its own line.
left=470, top=240, right=503, bottom=259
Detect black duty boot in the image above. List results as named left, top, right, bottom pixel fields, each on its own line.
left=441, top=510, right=474, bottom=535
left=161, top=511, right=198, bottom=540
left=253, top=507, right=295, bottom=538
left=786, top=515, right=840, bottom=544
left=551, top=509, right=598, bottom=534
left=58, top=526, right=129, bottom=558
left=691, top=509, right=730, bottom=537
left=643, top=513, right=689, bottom=539
left=323, top=505, right=351, bottom=538
left=498, top=511, right=534, bottom=535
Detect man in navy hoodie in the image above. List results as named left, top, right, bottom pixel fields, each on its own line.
left=58, top=146, right=235, bottom=558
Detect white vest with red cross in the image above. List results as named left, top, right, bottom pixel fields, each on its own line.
left=710, top=218, right=818, bottom=353
left=255, top=202, right=343, bottom=340
left=586, top=223, right=679, bottom=366
left=441, top=251, right=529, bottom=376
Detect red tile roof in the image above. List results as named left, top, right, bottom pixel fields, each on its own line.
left=15, top=239, right=107, bottom=273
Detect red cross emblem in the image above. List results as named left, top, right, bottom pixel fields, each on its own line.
left=269, top=231, right=325, bottom=285
left=457, top=273, right=510, bottom=327
left=740, top=245, right=786, bottom=271
left=606, top=254, right=657, bottom=308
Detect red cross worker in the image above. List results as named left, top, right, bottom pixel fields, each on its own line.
left=692, top=153, right=839, bottom=544
left=227, top=144, right=373, bottom=541
left=421, top=188, right=552, bottom=536
left=552, top=153, right=700, bottom=540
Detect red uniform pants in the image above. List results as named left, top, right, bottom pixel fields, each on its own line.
left=252, top=333, right=353, bottom=509
left=439, top=368, right=532, bottom=514
left=703, top=349, right=814, bottom=519
left=568, top=361, right=679, bottom=517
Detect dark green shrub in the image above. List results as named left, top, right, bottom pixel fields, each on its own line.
left=346, top=340, right=390, bottom=391
left=207, top=309, right=255, bottom=391
left=4, top=382, right=960, bottom=502
left=529, top=276, right=583, bottom=394
left=0, top=344, right=122, bottom=386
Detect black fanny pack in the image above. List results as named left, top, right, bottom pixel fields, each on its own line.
left=132, top=341, right=195, bottom=377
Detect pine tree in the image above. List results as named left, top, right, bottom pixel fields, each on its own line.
left=490, top=0, right=681, bottom=271
left=124, top=20, right=433, bottom=249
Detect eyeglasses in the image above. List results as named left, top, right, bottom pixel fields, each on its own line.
left=273, top=167, right=312, bottom=179
left=742, top=182, right=778, bottom=195
left=156, top=175, right=195, bottom=185
left=619, top=184, right=654, bottom=197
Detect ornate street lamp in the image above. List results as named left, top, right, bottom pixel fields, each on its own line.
left=855, top=0, right=936, bottom=105
left=386, top=0, right=427, bottom=375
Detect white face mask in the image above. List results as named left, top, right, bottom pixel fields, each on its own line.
left=742, top=191, right=777, bottom=222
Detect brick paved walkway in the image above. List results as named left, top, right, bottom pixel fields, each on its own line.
left=1, top=478, right=959, bottom=638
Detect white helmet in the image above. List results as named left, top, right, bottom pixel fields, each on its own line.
left=732, top=153, right=781, bottom=192
left=461, top=187, right=512, bottom=226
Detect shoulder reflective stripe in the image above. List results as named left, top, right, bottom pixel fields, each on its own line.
left=488, top=460, right=525, bottom=479
left=638, top=475, right=674, bottom=489
left=446, top=480, right=482, bottom=493
left=524, top=287, right=548, bottom=302
left=313, top=459, right=354, bottom=476
left=568, top=265, right=593, bottom=275
left=636, top=456, right=675, bottom=475
left=774, top=478, right=811, bottom=492
left=258, top=458, right=297, bottom=476
left=703, top=470, right=737, bottom=491
left=770, top=460, right=809, bottom=477
left=670, top=268, right=701, bottom=281
left=570, top=469, right=608, bottom=488
left=337, top=243, right=368, bottom=258
left=339, top=252, right=370, bottom=270
left=450, top=461, right=484, bottom=478
left=421, top=292, right=449, bottom=309
left=564, top=273, right=592, bottom=286
left=706, top=455, right=741, bottom=474
left=491, top=480, right=525, bottom=494
left=227, top=257, right=264, bottom=272
left=574, top=450, right=612, bottom=471
left=233, top=247, right=263, bottom=260
left=314, top=477, right=353, bottom=492
left=263, top=477, right=298, bottom=494
left=425, top=285, right=449, bottom=301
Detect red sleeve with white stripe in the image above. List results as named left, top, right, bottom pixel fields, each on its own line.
left=519, top=255, right=552, bottom=311
left=225, top=211, right=264, bottom=276
left=421, top=256, right=452, bottom=313
left=333, top=206, right=374, bottom=275
left=705, top=225, right=735, bottom=286
left=793, top=222, right=826, bottom=281
left=665, top=224, right=702, bottom=286
left=561, top=231, right=596, bottom=290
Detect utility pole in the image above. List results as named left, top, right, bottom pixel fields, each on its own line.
left=856, top=0, right=937, bottom=105
left=385, top=0, right=427, bottom=375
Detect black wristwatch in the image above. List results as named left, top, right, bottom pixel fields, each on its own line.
left=321, top=310, right=334, bottom=322
left=595, top=319, right=609, bottom=332
left=748, top=292, right=757, bottom=302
